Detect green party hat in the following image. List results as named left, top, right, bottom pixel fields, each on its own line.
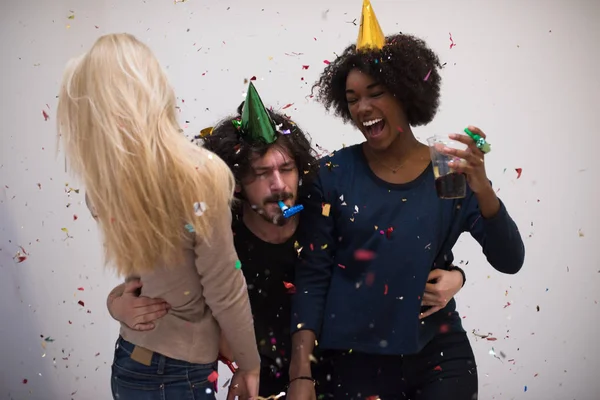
left=236, top=82, right=277, bottom=144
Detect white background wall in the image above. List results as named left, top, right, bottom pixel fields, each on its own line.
left=1, top=0, right=599, bottom=399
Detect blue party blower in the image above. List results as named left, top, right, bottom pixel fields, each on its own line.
left=278, top=201, right=304, bottom=218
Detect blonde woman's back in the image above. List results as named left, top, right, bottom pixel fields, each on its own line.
left=57, top=34, right=259, bottom=397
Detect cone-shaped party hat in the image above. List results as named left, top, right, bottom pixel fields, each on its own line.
left=235, top=82, right=277, bottom=144
left=356, top=0, right=386, bottom=51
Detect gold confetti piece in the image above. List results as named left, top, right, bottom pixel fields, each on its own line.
left=578, top=229, right=584, bottom=237
left=61, top=228, right=68, bottom=233
left=183, top=291, right=190, bottom=296
left=374, top=225, right=378, bottom=230
left=268, top=56, right=274, bottom=60
left=322, top=203, right=331, bottom=217
left=68, top=14, right=75, bottom=20
left=199, top=127, right=213, bottom=137
left=321, top=244, right=328, bottom=249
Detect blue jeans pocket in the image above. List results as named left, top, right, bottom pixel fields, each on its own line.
left=110, top=338, right=216, bottom=400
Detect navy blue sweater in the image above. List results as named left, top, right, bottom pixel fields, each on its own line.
left=291, top=144, right=525, bottom=355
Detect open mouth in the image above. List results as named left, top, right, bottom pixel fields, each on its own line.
left=363, top=118, right=386, bottom=138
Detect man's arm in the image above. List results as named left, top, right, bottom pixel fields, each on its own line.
left=106, top=280, right=170, bottom=331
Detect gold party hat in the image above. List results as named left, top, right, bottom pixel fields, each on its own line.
left=356, top=0, right=386, bottom=51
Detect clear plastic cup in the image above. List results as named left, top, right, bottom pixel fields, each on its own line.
left=427, top=135, right=467, bottom=199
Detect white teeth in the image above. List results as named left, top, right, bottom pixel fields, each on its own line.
left=363, top=118, right=382, bottom=127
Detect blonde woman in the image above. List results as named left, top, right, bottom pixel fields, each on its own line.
left=57, top=33, right=260, bottom=400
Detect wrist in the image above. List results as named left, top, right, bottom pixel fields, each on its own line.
left=286, top=376, right=315, bottom=389
left=448, top=265, right=466, bottom=287
left=289, top=361, right=312, bottom=379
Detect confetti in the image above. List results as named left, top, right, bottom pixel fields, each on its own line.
left=22, top=379, right=28, bottom=384
left=282, top=103, right=293, bottom=110
left=185, top=223, right=195, bottom=233
left=515, top=168, right=523, bottom=179
left=235, top=260, right=242, bottom=269
left=208, top=371, right=218, bottom=382
left=193, top=201, right=207, bottom=216
left=385, top=227, right=394, bottom=239
left=578, top=229, right=584, bottom=237
left=322, top=203, right=331, bottom=217
left=423, top=69, right=432, bottom=81
left=77, top=287, right=84, bottom=291
left=536, top=305, right=540, bottom=312
left=77, top=300, right=85, bottom=307
left=433, top=365, right=442, bottom=371
left=449, top=32, right=456, bottom=49
left=302, top=65, right=310, bottom=69
left=354, top=249, right=376, bottom=261
left=383, top=284, right=388, bottom=295
left=73, top=214, right=78, bottom=221
left=42, top=110, right=50, bottom=121
left=323, top=60, right=331, bottom=64
left=283, top=281, right=296, bottom=294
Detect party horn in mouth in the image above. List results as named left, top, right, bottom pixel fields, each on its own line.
left=278, top=201, right=304, bottom=218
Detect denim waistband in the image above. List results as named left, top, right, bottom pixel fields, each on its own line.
left=116, top=336, right=217, bottom=369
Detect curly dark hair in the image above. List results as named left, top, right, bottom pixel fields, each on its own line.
left=313, top=33, right=443, bottom=127
left=201, top=102, right=319, bottom=199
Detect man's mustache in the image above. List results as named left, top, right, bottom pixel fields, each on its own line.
left=264, top=193, right=294, bottom=204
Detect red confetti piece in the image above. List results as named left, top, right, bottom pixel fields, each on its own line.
left=354, top=249, right=376, bottom=261
left=310, top=243, right=314, bottom=251
left=449, top=32, right=456, bottom=49
left=17, top=256, right=27, bottom=263
left=68, top=321, right=72, bottom=324
left=95, top=352, right=100, bottom=356
left=77, top=300, right=85, bottom=307
left=77, top=287, right=84, bottom=291
left=250, top=76, right=257, bottom=81
left=283, top=281, right=296, bottom=294
left=486, top=337, right=498, bottom=341
left=323, top=60, right=331, bottom=64
left=515, top=168, right=522, bottom=179
left=73, top=214, right=78, bottom=221
left=384, top=284, right=388, bottom=295
left=365, top=272, right=375, bottom=286
left=433, top=365, right=443, bottom=371
left=282, top=103, right=293, bottom=110
left=386, top=227, right=394, bottom=239
left=23, top=379, right=28, bottom=384
left=503, top=301, right=511, bottom=308
left=42, top=110, right=49, bottom=121
left=208, top=371, right=219, bottom=383
left=423, top=69, right=432, bottom=81
left=302, top=65, right=310, bottom=69
left=338, top=263, right=346, bottom=269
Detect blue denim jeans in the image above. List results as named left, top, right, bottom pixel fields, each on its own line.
left=111, top=336, right=217, bottom=400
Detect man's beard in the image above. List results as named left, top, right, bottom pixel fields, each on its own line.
left=251, top=192, right=294, bottom=226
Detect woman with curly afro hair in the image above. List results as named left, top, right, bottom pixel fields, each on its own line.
left=287, top=2, right=525, bottom=399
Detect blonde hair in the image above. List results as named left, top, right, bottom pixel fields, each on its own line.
left=57, top=33, right=235, bottom=277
